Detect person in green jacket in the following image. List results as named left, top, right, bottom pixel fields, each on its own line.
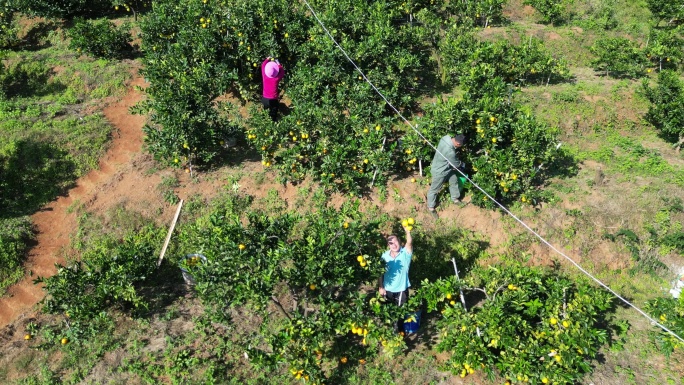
left=427, top=134, right=466, bottom=218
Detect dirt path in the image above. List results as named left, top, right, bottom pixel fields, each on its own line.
left=0, top=76, right=147, bottom=329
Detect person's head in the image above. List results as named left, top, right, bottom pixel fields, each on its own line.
left=451, top=134, right=465, bottom=148
left=265, top=61, right=280, bottom=78
left=387, top=235, right=401, bottom=252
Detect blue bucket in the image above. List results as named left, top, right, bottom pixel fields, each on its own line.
left=403, top=310, right=422, bottom=334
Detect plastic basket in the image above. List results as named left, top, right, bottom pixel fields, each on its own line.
left=402, top=310, right=422, bottom=334
left=179, top=253, right=206, bottom=285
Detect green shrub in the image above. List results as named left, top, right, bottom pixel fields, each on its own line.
left=524, top=0, right=574, bottom=25
left=576, top=0, right=618, bottom=30
left=13, top=0, right=111, bottom=19
left=645, top=28, right=684, bottom=71
left=0, top=3, right=19, bottom=48
left=0, top=216, right=32, bottom=294
left=647, top=0, right=684, bottom=26
left=67, top=18, right=134, bottom=59
left=0, top=139, right=76, bottom=217
left=590, top=37, right=649, bottom=78
left=38, top=225, right=163, bottom=339
left=442, top=0, right=507, bottom=28
left=414, top=263, right=615, bottom=383
left=645, top=296, right=684, bottom=355
left=642, top=70, right=684, bottom=149
left=439, top=30, right=570, bottom=87
left=0, top=59, right=53, bottom=98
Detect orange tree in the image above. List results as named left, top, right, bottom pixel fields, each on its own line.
left=642, top=70, right=684, bottom=151
left=647, top=0, right=684, bottom=26
left=402, top=74, right=561, bottom=208
left=37, top=225, right=164, bottom=341
left=138, top=0, right=447, bottom=190
left=13, top=0, right=112, bottom=19
left=176, top=194, right=421, bottom=383
left=645, top=295, right=684, bottom=355
left=590, top=37, right=649, bottom=78
left=0, top=2, right=18, bottom=48
left=644, top=28, right=684, bottom=72
left=523, top=0, right=572, bottom=25
left=140, top=0, right=566, bottom=199
left=441, top=0, right=507, bottom=28
left=439, top=26, right=570, bottom=87
left=135, top=0, right=245, bottom=168
left=243, top=0, right=437, bottom=192
left=178, top=195, right=484, bottom=383
left=413, top=262, right=615, bottom=384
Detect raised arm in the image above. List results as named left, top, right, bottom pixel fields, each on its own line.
left=404, top=227, right=413, bottom=255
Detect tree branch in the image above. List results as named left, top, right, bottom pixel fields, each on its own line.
left=270, top=295, right=292, bottom=321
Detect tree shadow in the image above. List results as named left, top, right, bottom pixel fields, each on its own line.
left=138, top=260, right=189, bottom=318
left=403, top=230, right=488, bottom=351
left=17, top=21, right=60, bottom=51
left=2, top=60, right=67, bottom=98
left=410, top=231, right=488, bottom=285
left=206, top=142, right=264, bottom=171
left=534, top=147, right=579, bottom=182
left=0, top=139, right=76, bottom=219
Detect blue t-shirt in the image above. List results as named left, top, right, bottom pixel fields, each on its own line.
left=382, top=247, right=412, bottom=292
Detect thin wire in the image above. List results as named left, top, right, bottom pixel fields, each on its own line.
left=301, top=0, right=684, bottom=345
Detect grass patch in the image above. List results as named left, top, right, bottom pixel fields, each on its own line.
left=0, top=23, right=133, bottom=289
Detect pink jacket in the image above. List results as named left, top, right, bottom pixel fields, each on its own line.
left=261, top=58, right=284, bottom=99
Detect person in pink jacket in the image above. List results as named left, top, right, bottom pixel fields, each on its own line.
left=261, top=57, right=285, bottom=121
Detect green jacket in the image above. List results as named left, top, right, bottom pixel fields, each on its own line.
left=430, top=135, right=461, bottom=176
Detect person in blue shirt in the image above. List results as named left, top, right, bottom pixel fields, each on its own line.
left=378, top=226, right=413, bottom=333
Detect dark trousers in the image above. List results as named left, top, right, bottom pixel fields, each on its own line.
left=261, top=97, right=279, bottom=121
left=386, top=289, right=409, bottom=332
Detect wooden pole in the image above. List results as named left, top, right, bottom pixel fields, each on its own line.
left=370, top=137, right=387, bottom=188
left=157, top=199, right=184, bottom=267
left=452, top=258, right=481, bottom=337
